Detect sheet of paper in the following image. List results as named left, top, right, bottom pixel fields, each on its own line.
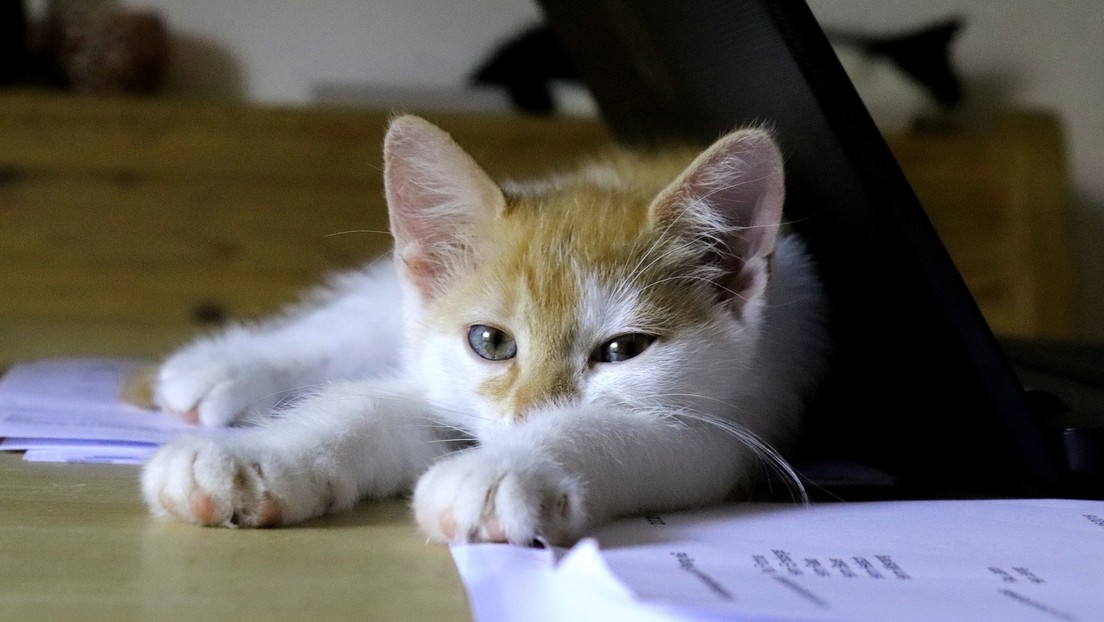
left=0, top=437, right=158, bottom=464
left=21, top=445, right=158, bottom=464
left=454, top=499, right=1104, bottom=622
left=0, top=357, right=148, bottom=405
left=0, top=398, right=192, bottom=444
left=451, top=542, right=690, bottom=622
left=0, top=358, right=196, bottom=460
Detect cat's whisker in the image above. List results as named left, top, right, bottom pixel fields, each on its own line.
left=422, top=438, right=475, bottom=446
left=761, top=295, right=815, bottom=309
left=326, top=392, right=490, bottom=425
left=415, top=394, right=496, bottom=425
left=323, top=229, right=393, bottom=238
left=643, top=392, right=744, bottom=412
left=636, top=400, right=806, bottom=503
left=609, top=399, right=808, bottom=505
left=640, top=274, right=746, bottom=302
left=623, top=217, right=686, bottom=284
left=669, top=409, right=808, bottom=505
left=235, top=382, right=331, bottom=416
left=624, top=241, right=693, bottom=288
left=417, top=414, right=483, bottom=437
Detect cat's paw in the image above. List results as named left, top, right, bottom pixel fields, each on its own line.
left=412, top=449, right=587, bottom=546
left=142, top=436, right=288, bottom=528
left=155, top=337, right=288, bottom=427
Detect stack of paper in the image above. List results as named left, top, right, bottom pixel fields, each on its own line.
left=0, top=358, right=194, bottom=464
left=452, top=499, right=1104, bottom=621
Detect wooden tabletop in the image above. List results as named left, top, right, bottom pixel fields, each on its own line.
left=0, top=451, right=470, bottom=621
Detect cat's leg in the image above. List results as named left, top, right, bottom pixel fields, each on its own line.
left=413, top=408, right=745, bottom=545
left=156, top=261, right=403, bottom=427
left=144, top=379, right=454, bottom=527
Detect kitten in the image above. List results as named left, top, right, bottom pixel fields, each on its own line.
left=141, top=115, right=828, bottom=545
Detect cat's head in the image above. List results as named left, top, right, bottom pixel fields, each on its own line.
left=383, top=116, right=785, bottom=434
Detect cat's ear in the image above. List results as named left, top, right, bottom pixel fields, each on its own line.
left=650, top=128, right=785, bottom=315
left=384, top=115, right=506, bottom=298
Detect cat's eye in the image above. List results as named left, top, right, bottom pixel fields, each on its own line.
left=594, top=333, right=656, bottom=364
left=467, top=325, right=518, bottom=361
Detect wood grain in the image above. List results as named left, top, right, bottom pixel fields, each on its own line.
left=886, top=112, right=1073, bottom=338
left=0, top=452, right=468, bottom=622
left=0, top=94, right=1072, bottom=354
left=0, top=93, right=613, bottom=365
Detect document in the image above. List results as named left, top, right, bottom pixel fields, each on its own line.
left=453, top=499, right=1104, bottom=621
left=0, top=358, right=194, bottom=463
left=0, top=437, right=159, bottom=464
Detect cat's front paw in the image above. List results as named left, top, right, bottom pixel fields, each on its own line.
left=156, top=336, right=288, bottom=427
left=412, top=450, right=587, bottom=546
left=142, top=436, right=288, bottom=528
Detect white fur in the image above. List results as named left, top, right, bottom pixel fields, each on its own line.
left=154, top=262, right=403, bottom=426
left=143, top=240, right=824, bottom=542
left=142, top=120, right=829, bottom=545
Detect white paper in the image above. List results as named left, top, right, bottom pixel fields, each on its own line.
left=0, top=357, right=147, bottom=405
left=0, top=437, right=158, bottom=464
left=453, top=499, right=1104, bottom=622
left=0, top=358, right=196, bottom=461
left=451, top=542, right=565, bottom=622
left=451, top=542, right=689, bottom=622
left=21, top=445, right=158, bottom=464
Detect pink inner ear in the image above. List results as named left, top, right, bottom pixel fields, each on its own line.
left=383, top=115, right=505, bottom=298
left=383, top=117, right=459, bottom=248
left=651, top=129, right=786, bottom=311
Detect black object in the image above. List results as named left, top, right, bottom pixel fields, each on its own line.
left=471, top=26, right=579, bottom=114
left=473, top=17, right=964, bottom=116
left=0, top=0, right=29, bottom=84
left=536, top=0, right=1098, bottom=498
left=828, top=17, right=964, bottom=106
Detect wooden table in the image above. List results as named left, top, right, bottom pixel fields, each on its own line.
left=0, top=322, right=475, bottom=621
left=0, top=451, right=470, bottom=621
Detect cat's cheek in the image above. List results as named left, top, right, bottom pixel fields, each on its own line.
left=411, top=451, right=587, bottom=546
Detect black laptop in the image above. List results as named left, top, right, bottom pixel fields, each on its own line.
left=537, top=0, right=1101, bottom=498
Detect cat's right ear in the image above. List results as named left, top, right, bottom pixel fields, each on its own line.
left=384, top=115, right=506, bottom=298
left=650, top=128, right=785, bottom=317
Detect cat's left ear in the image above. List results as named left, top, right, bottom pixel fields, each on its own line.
left=384, top=115, right=506, bottom=298
left=650, top=128, right=785, bottom=315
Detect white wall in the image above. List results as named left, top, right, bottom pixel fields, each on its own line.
left=807, top=1, right=1104, bottom=340
left=127, top=0, right=541, bottom=101
left=123, top=0, right=1103, bottom=337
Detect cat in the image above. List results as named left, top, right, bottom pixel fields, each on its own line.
left=474, top=19, right=964, bottom=131
left=828, top=18, right=964, bottom=132
left=141, top=115, right=829, bottom=545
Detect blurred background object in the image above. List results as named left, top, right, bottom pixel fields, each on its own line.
left=46, top=0, right=167, bottom=93
left=3, top=0, right=167, bottom=93
left=0, top=0, right=1099, bottom=345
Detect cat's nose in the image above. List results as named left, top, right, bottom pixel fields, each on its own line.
left=508, top=377, right=579, bottom=423
left=496, top=353, right=581, bottom=423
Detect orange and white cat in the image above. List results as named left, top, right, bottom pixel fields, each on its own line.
left=142, top=115, right=828, bottom=545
